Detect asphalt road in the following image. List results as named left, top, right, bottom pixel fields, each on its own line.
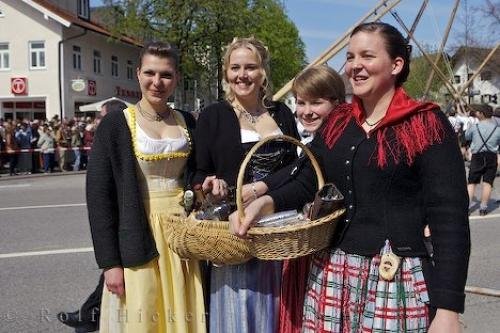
left=0, top=173, right=499, bottom=332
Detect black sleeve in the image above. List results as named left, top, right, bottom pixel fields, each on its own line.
left=179, top=110, right=197, bottom=189
left=417, top=111, right=470, bottom=313
left=267, top=134, right=323, bottom=211
left=86, top=116, right=122, bottom=269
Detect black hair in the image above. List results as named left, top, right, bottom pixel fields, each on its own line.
left=351, top=22, right=411, bottom=87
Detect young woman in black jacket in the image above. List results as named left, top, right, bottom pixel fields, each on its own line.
left=230, top=23, right=470, bottom=333
left=87, top=42, right=206, bottom=332
left=193, top=37, right=300, bottom=333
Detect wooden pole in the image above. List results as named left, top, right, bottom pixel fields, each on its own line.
left=423, top=0, right=460, bottom=98
left=273, top=0, right=402, bottom=101
left=407, top=0, right=429, bottom=39
left=391, top=10, right=466, bottom=106
left=456, top=44, right=499, bottom=97
left=465, top=285, right=500, bottom=297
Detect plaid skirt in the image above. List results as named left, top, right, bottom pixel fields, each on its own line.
left=302, top=242, right=429, bottom=333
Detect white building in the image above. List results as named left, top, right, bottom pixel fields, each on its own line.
left=448, top=46, right=499, bottom=107
left=0, top=0, right=142, bottom=120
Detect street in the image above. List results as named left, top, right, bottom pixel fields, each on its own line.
left=0, top=173, right=499, bottom=332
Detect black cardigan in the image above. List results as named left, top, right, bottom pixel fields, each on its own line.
left=86, top=109, right=197, bottom=269
left=269, top=110, right=470, bottom=313
left=193, top=100, right=300, bottom=187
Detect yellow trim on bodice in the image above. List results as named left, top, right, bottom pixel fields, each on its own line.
left=126, top=106, right=192, bottom=161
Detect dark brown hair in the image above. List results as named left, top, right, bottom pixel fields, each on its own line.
left=138, top=41, right=179, bottom=70
left=351, top=22, right=411, bottom=87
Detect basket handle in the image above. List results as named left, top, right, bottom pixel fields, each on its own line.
left=236, top=134, right=325, bottom=220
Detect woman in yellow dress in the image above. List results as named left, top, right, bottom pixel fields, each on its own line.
left=87, top=41, right=206, bottom=332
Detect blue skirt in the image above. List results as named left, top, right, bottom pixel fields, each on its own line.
left=209, top=258, right=282, bottom=333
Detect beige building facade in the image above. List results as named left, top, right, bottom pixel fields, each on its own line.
left=0, top=0, right=142, bottom=120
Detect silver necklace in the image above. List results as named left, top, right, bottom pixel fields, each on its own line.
left=234, top=104, right=264, bottom=125
left=136, top=103, right=169, bottom=122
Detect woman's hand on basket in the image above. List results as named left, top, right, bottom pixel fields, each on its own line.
left=241, top=181, right=268, bottom=207
left=202, top=175, right=229, bottom=200
left=104, top=266, right=125, bottom=297
left=229, top=195, right=275, bottom=237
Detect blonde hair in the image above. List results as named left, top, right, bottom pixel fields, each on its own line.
left=292, top=65, right=346, bottom=103
left=222, top=37, right=272, bottom=107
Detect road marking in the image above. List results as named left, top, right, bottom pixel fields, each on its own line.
left=0, top=203, right=86, bottom=211
left=0, top=247, right=94, bottom=259
left=470, top=213, right=500, bottom=220
left=0, top=184, right=32, bottom=189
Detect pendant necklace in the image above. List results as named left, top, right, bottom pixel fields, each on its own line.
left=234, top=104, right=263, bottom=125
left=136, top=103, right=169, bottom=122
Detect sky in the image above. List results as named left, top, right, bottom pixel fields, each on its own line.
left=90, top=0, right=495, bottom=70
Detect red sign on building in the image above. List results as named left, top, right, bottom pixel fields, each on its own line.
left=88, top=80, right=96, bottom=96
left=11, top=77, right=28, bottom=95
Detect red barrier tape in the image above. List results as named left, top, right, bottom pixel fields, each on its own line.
left=0, top=147, right=92, bottom=154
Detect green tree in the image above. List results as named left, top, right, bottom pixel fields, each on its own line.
left=404, top=47, right=450, bottom=102
left=99, top=0, right=306, bottom=107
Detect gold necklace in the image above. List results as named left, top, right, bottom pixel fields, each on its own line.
left=233, top=103, right=264, bottom=125
left=136, top=103, right=169, bottom=122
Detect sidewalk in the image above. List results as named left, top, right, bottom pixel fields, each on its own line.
left=0, top=169, right=86, bottom=181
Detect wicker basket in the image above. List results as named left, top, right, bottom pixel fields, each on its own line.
left=165, top=134, right=344, bottom=265
left=236, top=134, right=345, bottom=260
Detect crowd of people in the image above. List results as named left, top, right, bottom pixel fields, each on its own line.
left=0, top=115, right=99, bottom=175
left=13, top=21, right=496, bottom=333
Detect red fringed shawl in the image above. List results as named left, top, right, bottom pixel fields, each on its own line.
left=322, top=88, right=446, bottom=168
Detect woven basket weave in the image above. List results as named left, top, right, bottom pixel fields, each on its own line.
left=165, top=134, right=344, bottom=265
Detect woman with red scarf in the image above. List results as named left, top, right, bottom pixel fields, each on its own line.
left=230, top=22, right=470, bottom=332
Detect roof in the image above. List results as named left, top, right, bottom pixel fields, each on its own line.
left=451, top=46, right=500, bottom=74
left=27, top=0, right=142, bottom=47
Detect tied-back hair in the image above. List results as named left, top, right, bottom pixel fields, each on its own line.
left=139, top=41, right=179, bottom=70
left=292, top=65, right=346, bottom=103
left=351, top=22, right=412, bottom=87
left=222, top=37, right=272, bottom=108
left=468, top=103, right=493, bottom=118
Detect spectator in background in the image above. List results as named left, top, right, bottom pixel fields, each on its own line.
left=15, top=122, right=32, bottom=174
left=100, top=99, right=127, bottom=118
left=38, top=125, right=56, bottom=173
left=4, top=123, right=19, bottom=176
left=465, top=104, right=500, bottom=216
left=30, top=120, right=41, bottom=173
left=71, top=125, right=83, bottom=171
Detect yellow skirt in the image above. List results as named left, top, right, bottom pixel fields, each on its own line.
left=99, top=190, right=207, bottom=333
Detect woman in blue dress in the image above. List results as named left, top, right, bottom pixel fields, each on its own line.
left=193, top=37, right=300, bottom=332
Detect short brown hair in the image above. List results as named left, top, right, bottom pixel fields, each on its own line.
left=469, top=103, right=493, bottom=118
left=292, top=65, right=345, bottom=103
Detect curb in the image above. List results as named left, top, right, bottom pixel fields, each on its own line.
left=0, top=170, right=86, bottom=181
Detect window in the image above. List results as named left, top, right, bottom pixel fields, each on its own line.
left=73, top=45, right=82, bottom=70
left=111, top=55, right=118, bottom=77
left=29, top=41, right=45, bottom=69
left=93, top=50, right=101, bottom=74
left=467, top=73, right=474, bottom=82
left=481, top=71, right=492, bottom=81
left=77, top=0, right=89, bottom=19
left=453, top=75, right=460, bottom=84
left=0, top=43, right=9, bottom=69
left=126, top=60, right=133, bottom=80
